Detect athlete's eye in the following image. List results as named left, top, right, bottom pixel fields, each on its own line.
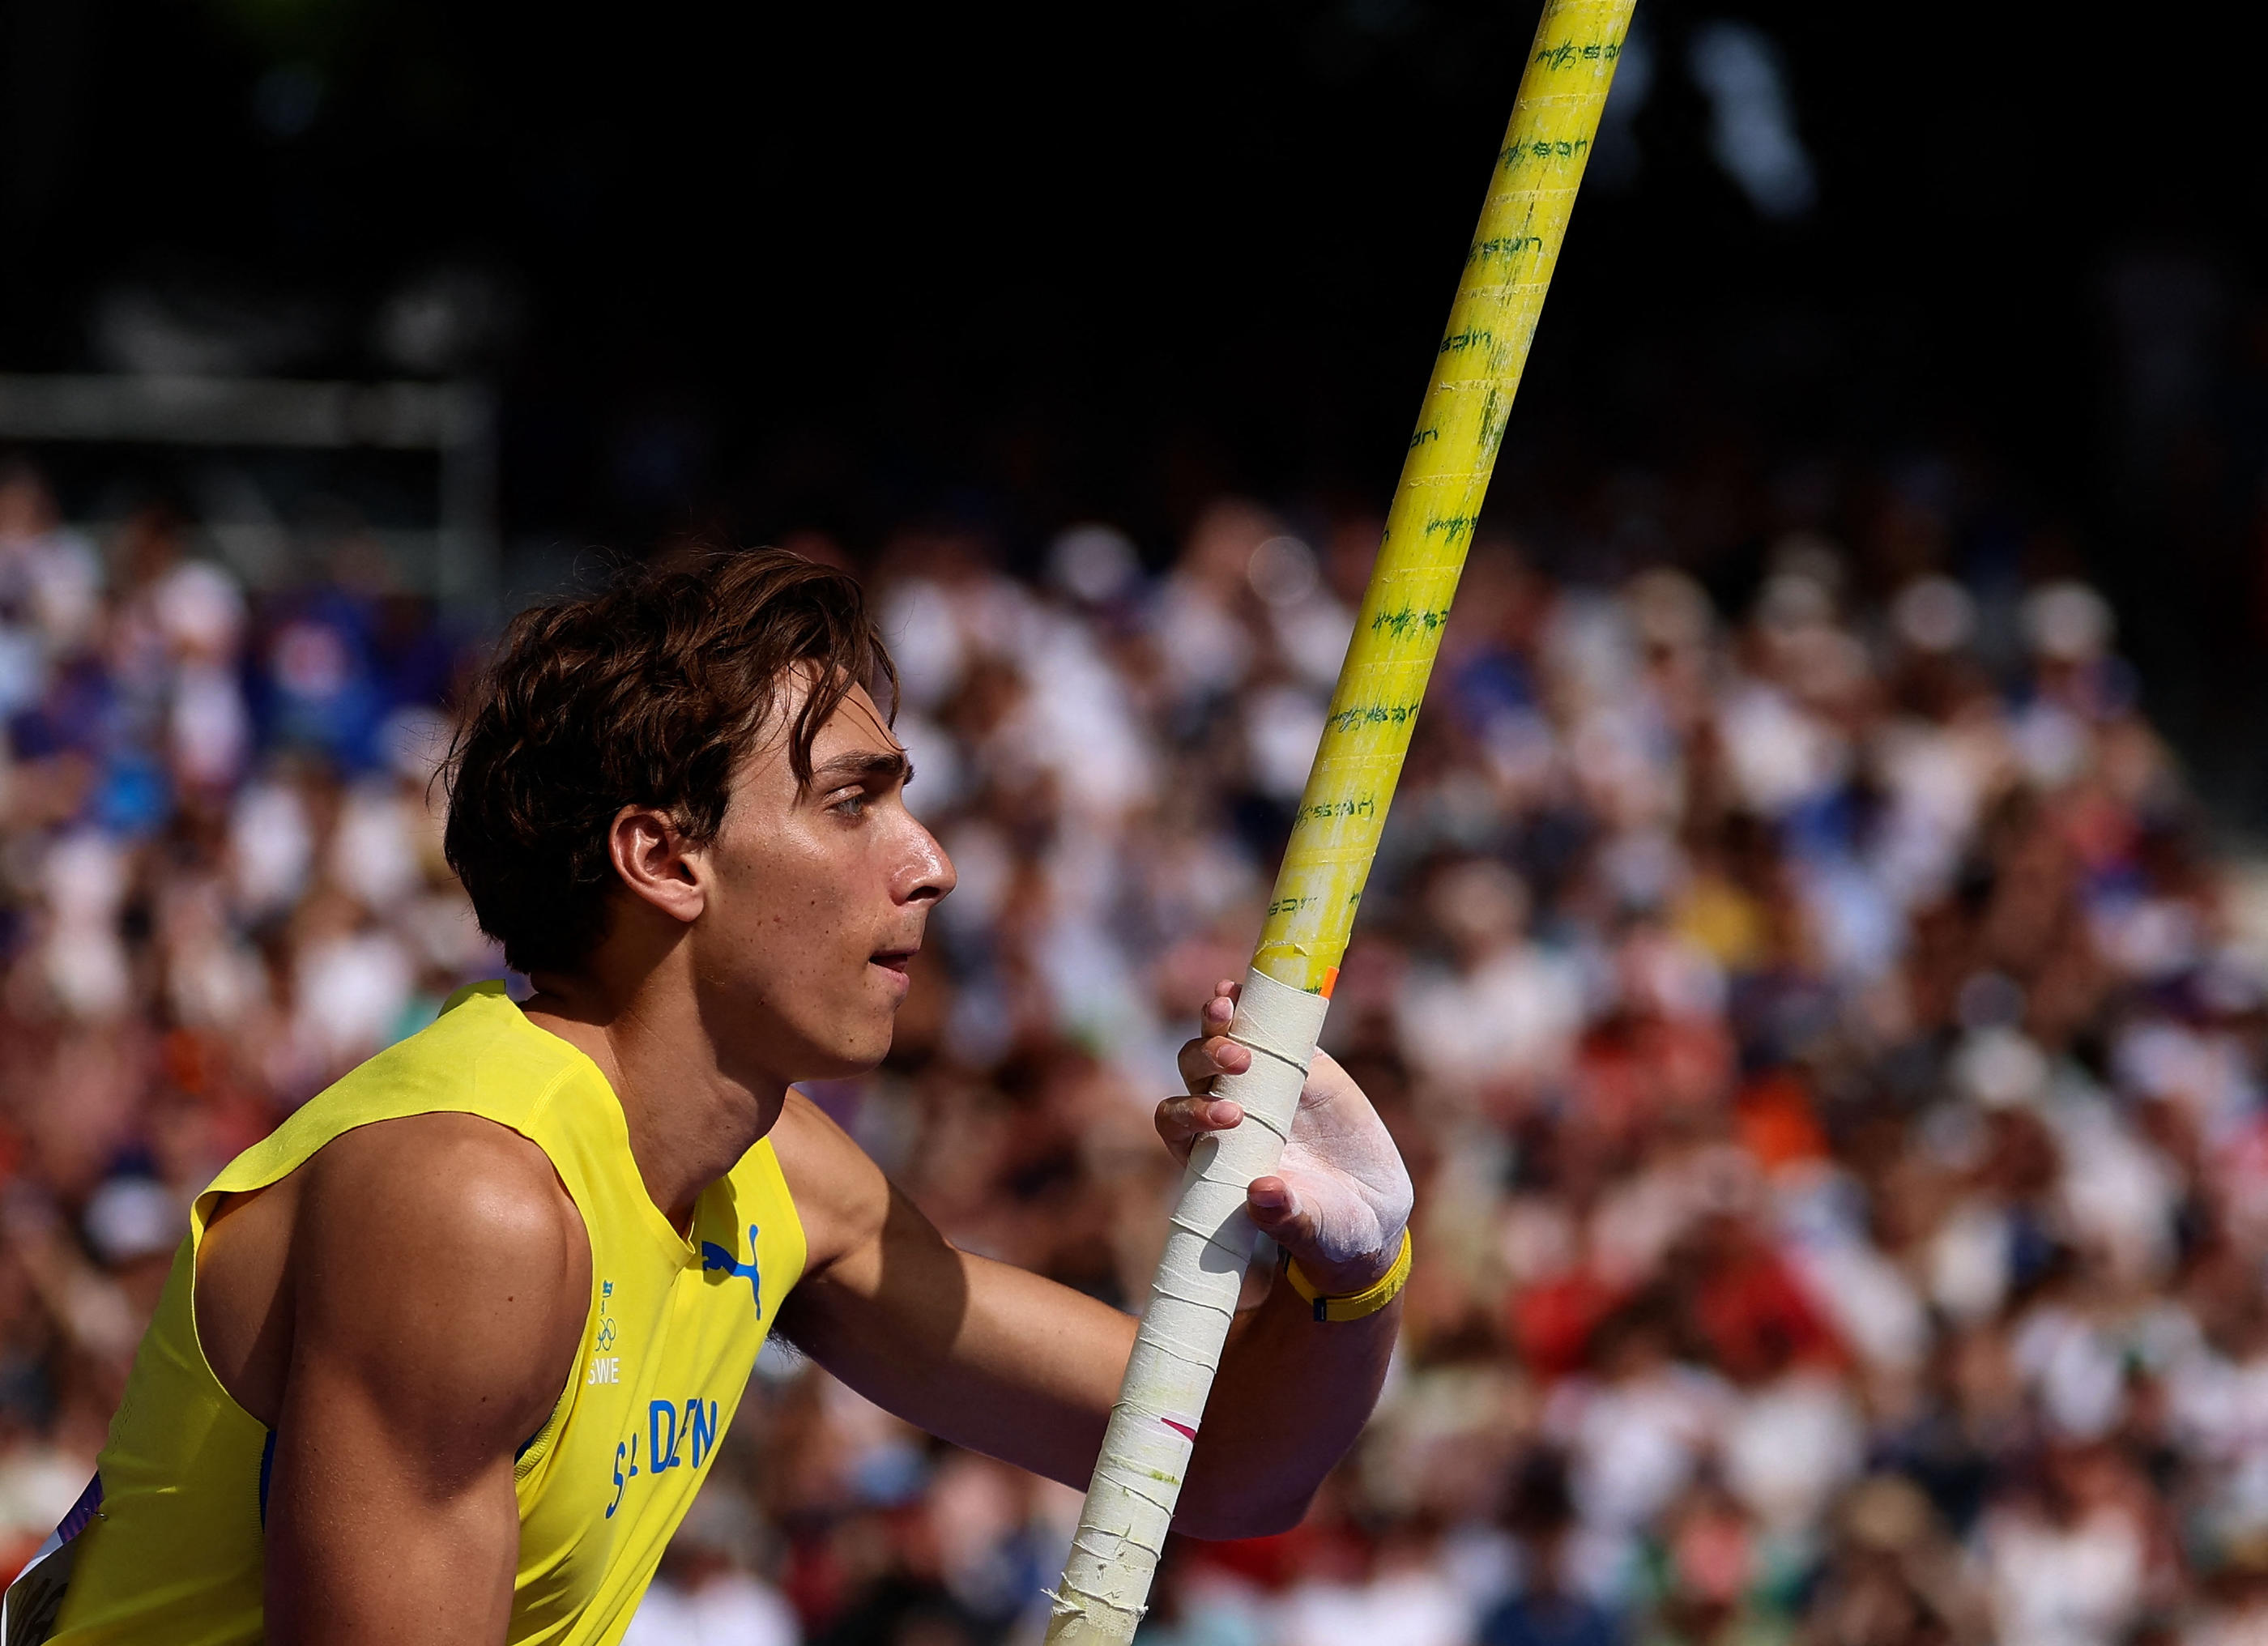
left=828, top=789, right=869, bottom=818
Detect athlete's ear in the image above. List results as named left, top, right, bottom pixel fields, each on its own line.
left=608, top=804, right=707, bottom=927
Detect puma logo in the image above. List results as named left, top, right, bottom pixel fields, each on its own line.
left=699, top=1225, right=761, bottom=1318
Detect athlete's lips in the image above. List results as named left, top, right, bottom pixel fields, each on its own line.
left=868, top=947, right=918, bottom=994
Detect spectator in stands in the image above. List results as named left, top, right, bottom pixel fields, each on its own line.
left=6, top=447, right=2268, bottom=1645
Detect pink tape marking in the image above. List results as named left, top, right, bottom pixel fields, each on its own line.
left=1161, top=1417, right=1198, bottom=1440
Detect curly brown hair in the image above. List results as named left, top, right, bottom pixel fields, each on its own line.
left=443, top=549, right=897, bottom=974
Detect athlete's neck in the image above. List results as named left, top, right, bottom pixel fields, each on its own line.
left=519, top=972, right=786, bottom=1235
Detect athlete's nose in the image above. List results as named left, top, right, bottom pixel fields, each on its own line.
left=898, top=820, right=955, bottom=907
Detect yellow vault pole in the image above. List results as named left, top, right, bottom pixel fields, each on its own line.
left=1046, top=6, right=1635, bottom=1640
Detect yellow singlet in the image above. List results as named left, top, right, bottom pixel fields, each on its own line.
left=3, top=982, right=806, bottom=1646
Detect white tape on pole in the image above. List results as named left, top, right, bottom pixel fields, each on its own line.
left=1044, top=968, right=1328, bottom=1644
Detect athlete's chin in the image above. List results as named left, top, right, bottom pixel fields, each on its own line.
left=799, top=1035, right=893, bottom=1082
left=799, top=1000, right=902, bottom=1080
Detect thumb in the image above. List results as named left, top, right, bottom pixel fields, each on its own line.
left=1246, top=1175, right=1308, bottom=1243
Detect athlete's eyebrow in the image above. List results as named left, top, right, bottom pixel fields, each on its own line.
left=808, top=748, right=913, bottom=791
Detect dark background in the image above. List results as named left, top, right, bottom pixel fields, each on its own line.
left=5, top=0, right=2266, bottom=819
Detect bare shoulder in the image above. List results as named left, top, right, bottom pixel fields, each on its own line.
left=296, top=1111, right=586, bottom=1265
left=287, top=1112, right=591, bottom=1445
left=767, top=1088, right=893, bottom=1279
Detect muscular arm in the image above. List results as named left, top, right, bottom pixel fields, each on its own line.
left=771, top=1029, right=1406, bottom=1539
left=771, top=1100, right=1130, bottom=1490
left=255, top=1115, right=590, bottom=1645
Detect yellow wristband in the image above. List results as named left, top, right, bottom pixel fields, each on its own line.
left=1281, top=1229, right=1412, bottom=1324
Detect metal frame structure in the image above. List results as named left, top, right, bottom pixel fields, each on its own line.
left=0, top=373, right=497, bottom=611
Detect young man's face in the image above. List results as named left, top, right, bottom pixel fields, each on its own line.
left=688, top=677, right=953, bottom=1085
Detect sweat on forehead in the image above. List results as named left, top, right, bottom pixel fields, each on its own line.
left=443, top=549, right=898, bottom=976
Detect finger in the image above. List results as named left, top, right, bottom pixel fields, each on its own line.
left=1176, top=1033, right=1252, bottom=1093
left=1245, top=1175, right=1306, bottom=1241
left=1175, top=1036, right=1218, bottom=1092
left=1156, top=1095, right=1246, bottom=1158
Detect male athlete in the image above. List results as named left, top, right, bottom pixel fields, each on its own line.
left=3, top=550, right=1414, bottom=1645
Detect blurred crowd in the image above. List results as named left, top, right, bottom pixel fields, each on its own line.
left=6, top=449, right=2268, bottom=1646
